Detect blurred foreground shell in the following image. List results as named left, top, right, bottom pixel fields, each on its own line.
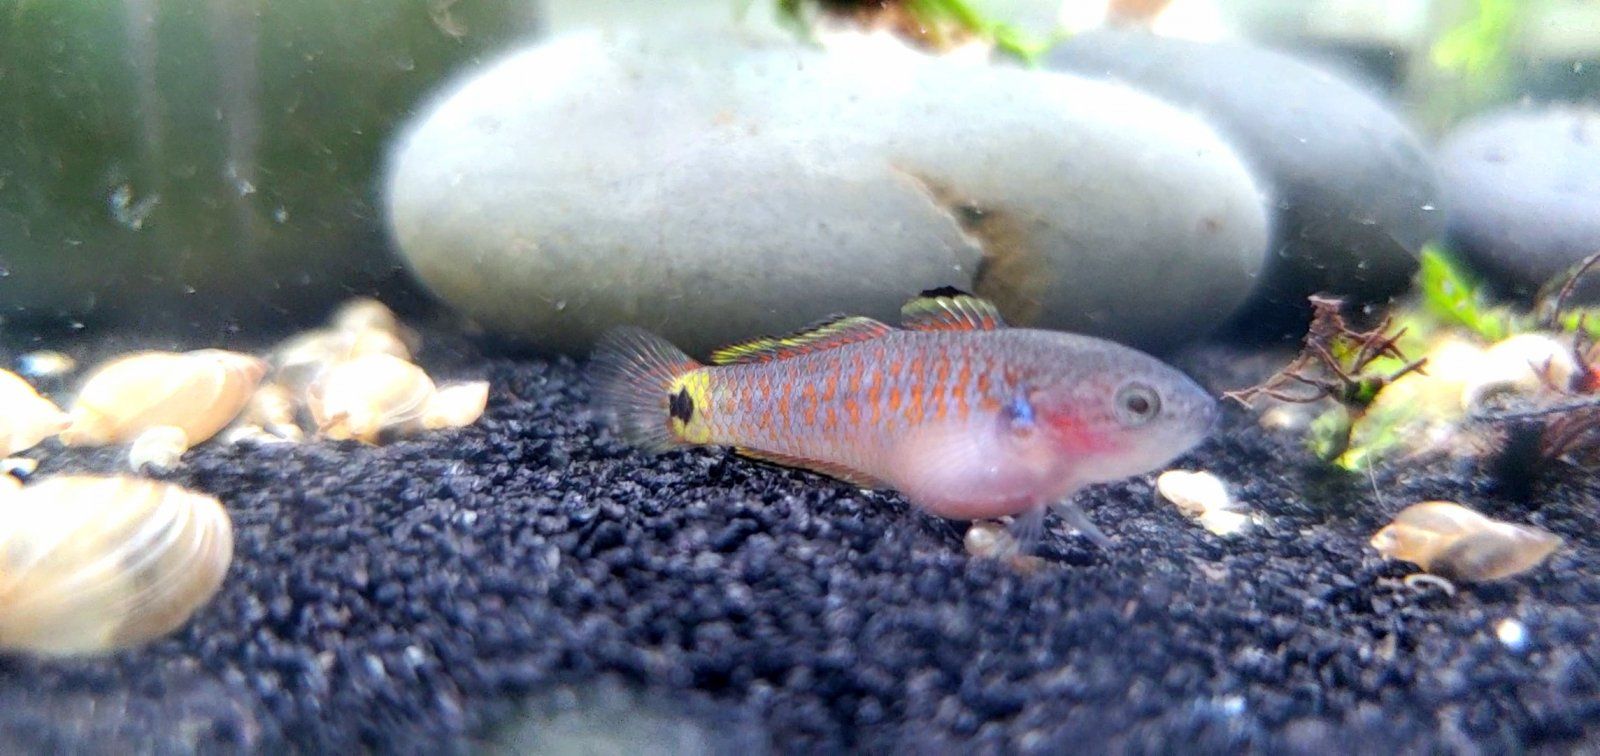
left=308, top=354, right=435, bottom=443
left=1370, top=501, right=1562, bottom=583
left=0, top=476, right=233, bottom=656
left=61, top=350, right=267, bottom=447
left=0, top=369, right=69, bottom=456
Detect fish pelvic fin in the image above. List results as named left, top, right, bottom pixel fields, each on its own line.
left=901, top=287, right=1007, bottom=332
left=708, top=315, right=893, bottom=365
left=590, top=327, right=705, bottom=452
left=734, top=447, right=886, bottom=489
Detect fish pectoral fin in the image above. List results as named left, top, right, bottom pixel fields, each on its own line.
left=1052, top=500, right=1113, bottom=549
left=900, top=287, right=1007, bottom=332
left=709, top=315, right=894, bottom=365
left=734, top=447, right=885, bottom=489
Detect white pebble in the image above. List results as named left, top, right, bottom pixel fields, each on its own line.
left=1495, top=618, right=1529, bottom=653
left=1156, top=470, right=1233, bottom=517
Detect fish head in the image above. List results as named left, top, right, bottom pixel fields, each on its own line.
left=1020, top=335, right=1218, bottom=483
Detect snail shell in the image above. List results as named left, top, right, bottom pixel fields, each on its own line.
left=0, top=369, right=69, bottom=456
left=308, top=353, right=436, bottom=443
left=423, top=381, right=489, bottom=430
left=1371, top=501, right=1562, bottom=583
left=272, top=328, right=413, bottom=395
left=329, top=297, right=413, bottom=344
left=239, top=384, right=305, bottom=441
left=127, top=426, right=190, bottom=471
left=61, top=350, right=267, bottom=447
left=0, top=476, right=234, bottom=655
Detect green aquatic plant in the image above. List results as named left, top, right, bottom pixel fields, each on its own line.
left=772, top=0, right=1060, bottom=64
left=1414, top=243, right=1521, bottom=342
left=1285, top=247, right=1600, bottom=472
left=1430, top=0, right=1517, bottom=78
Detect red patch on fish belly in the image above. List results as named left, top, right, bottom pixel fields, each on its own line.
left=884, top=420, right=1070, bottom=520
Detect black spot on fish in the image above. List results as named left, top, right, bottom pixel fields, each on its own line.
left=669, top=388, right=694, bottom=423
left=919, top=285, right=973, bottom=299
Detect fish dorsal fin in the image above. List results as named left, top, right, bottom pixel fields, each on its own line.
left=734, top=447, right=885, bottom=489
left=900, top=287, right=1006, bottom=332
left=709, top=315, right=893, bottom=365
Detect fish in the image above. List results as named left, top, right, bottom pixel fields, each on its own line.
left=590, top=288, right=1218, bottom=550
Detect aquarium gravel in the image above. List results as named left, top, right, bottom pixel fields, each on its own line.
left=1, top=325, right=1598, bottom=753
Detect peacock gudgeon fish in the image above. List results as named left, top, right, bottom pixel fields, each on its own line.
left=591, top=289, right=1218, bottom=549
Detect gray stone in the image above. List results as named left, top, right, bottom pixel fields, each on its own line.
left=1049, top=31, right=1442, bottom=332
left=1438, top=107, right=1600, bottom=295
left=386, top=28, right=1268, bottom=355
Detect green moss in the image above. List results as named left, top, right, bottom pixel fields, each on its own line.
left=1415, top=243, right=1524, bottom=341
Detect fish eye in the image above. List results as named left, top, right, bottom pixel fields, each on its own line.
left=1115, top=382, right=1161, bottom=426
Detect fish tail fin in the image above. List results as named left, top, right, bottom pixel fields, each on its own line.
left=590, top=326, right=704, bottom=452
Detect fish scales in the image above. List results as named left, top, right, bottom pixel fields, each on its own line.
left=590, top=289, right=1218, bottom=552
left=703, top=333, right=997, bottom=474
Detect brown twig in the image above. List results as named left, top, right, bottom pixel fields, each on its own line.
left=1539, top=250, right=1600, bottom=330
left=1224, top=295, right=1427, bottom=411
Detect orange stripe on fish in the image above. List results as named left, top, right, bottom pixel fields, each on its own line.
left=590, top=288, right=1218, bottom=555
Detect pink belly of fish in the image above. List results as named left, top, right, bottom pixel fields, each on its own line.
left=882, top=419, right=1074, bottom=520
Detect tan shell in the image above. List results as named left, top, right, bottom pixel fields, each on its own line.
left=127, top=426, right=190, bottom=471
left=330, top=297, right=405, bottom=338
left=0, top=476, right=233, bottom=656
left=308, top=354, right=436, bottom=443
left=423, top=381, right=489, bottom=430
left=239, top=384, right=305, bottom=441
left=1371, top=501, right=1563, bottom=582
left=0, top=369, right=69, bottom=456
left=61, top=350, right=267, bottom=447
left=272, top=328, right=413, bottom=394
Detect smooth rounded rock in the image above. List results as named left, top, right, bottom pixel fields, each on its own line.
left=1439, top=107, right=1600, bottom=296
left=1049, top=31, right=1442, bottom=333
left=386, top=29, right=1268, bottom=355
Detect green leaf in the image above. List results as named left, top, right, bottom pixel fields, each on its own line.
left=1415, top=243, right=1523, bottom=341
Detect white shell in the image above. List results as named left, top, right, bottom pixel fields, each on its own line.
left=1156, top=469, right=1254, bottom=536
left=308, top=354, right=436, bottom=443
left=127, top=426, right=190, bottom=471
left=0, top=369, right=70, bottom=456
left=0, top=476, right=233, bottom=656
left=423, top=381, right=489, bottom=430
left=61, top=350, right=267, bottom=447
left=1461, top=333, right=1578, bottom=409
left=1371, top=501, right=1562, bottom=582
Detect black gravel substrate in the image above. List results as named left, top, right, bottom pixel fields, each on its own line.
left=2, top=327, right=1598, bottom=753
